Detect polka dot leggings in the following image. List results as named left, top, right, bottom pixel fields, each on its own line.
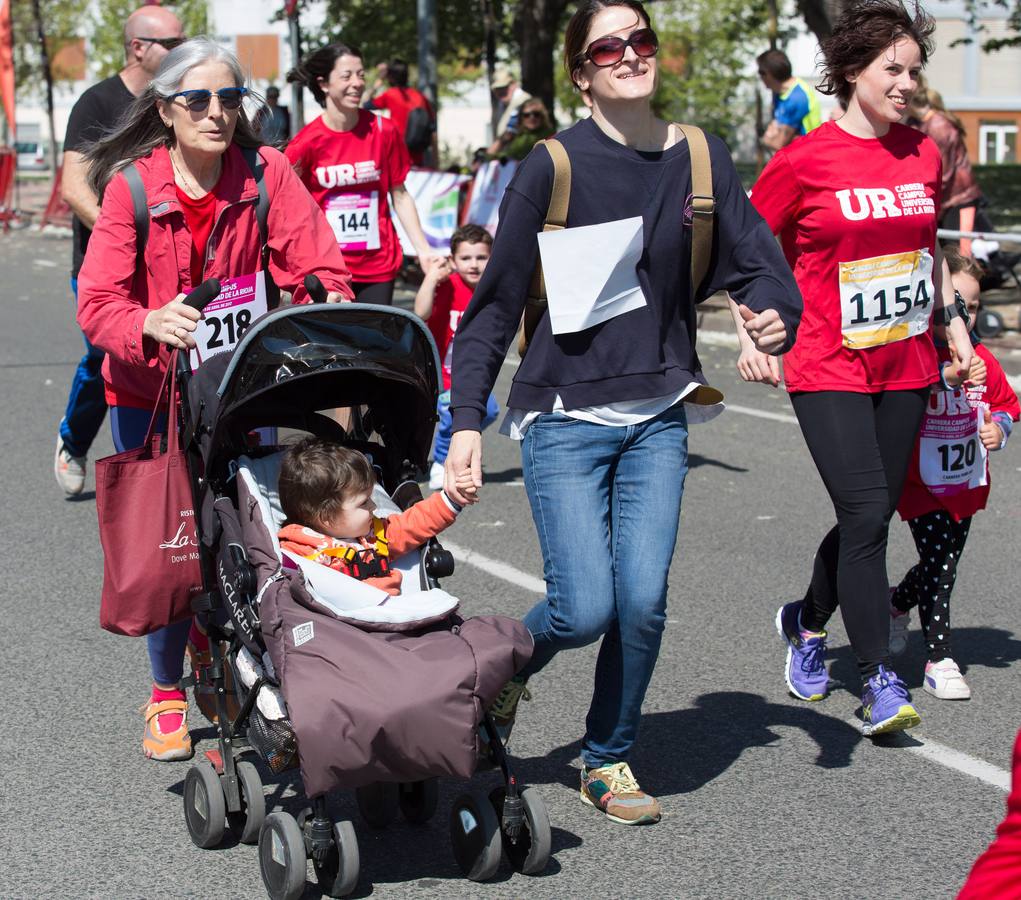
left=891, top=511, right=972, bottom=662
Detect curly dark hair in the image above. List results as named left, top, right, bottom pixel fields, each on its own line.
left=287, top=42, right=363, bottom=108
left=818, top=0, right=935, bottom=106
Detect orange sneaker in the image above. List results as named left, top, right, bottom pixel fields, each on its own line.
left=142, top=699, right=193, bottom=761
left=187, top=639, right=240, bottom=725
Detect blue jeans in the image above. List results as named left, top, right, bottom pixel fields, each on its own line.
left=433, top=389, right=499, bottom=464
left=519, top=404, right=689, bottom=769
left=60, top=279, right=108, bottom=458
left=111, top=405, right=190, bottom=686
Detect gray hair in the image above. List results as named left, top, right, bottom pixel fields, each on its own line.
left=86, top=37, right=263, bottom=197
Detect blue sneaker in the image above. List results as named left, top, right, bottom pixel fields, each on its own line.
left=775, top=601, right=829, bottom=701
left=861, top=666, right=921, bottom=736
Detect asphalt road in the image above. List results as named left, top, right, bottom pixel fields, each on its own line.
left=2, top=228, right=1019, bottom=899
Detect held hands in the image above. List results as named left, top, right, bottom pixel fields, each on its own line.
left=424, top=255, right=454, bottom=284
left=444, top=430, right=482, bottom=506
left=946, top=318, right=974, bottom=382
left=736, top=345, right=781, bottom=387
left=979, top=407, right=1004, bottom=451
left=325, top=291, right=348, bottom=304
left=738, top=305, right=788, bottom=356
left=143, top=296, right=201, bottom=350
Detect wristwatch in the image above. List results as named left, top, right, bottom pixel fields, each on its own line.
left=937, top=290, right=968, bottom=326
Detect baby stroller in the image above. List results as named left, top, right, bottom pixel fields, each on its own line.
left=171, top=279, right=551, bottom=899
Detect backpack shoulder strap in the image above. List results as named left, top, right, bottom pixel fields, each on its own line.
left=240, top=145, right=270, bottom=247
left=529, top=138, right=571, bottom=300
left=675, top=123, right=714, bottom=295
left=122, top=163, right=149, bottom=263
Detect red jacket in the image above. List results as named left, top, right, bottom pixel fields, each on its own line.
left=958, top=728, right=1021, bottom=899
left=78, top=143, right=353, bottom=408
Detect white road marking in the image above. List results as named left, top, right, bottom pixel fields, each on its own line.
left=444, top=540, right=546, bottom=594
left=447, top=539, right=1013, bottom=793
left=726, top=404, right=799, bottom=425
left=33, top=258, right=57, bottom=267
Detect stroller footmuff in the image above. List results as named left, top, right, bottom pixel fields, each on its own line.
left=170, top=302, right=550, bottom=899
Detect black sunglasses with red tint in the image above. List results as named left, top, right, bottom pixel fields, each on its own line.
left=165, top=87, right=248, bottom=112
left=137, top=36, right=186, bottom=51
left=584, top=28, right=658, bottom=68
left=521, top=110, right=543, bottom=118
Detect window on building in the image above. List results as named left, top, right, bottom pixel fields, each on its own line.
left=979, top=121, right=1017, bottom=164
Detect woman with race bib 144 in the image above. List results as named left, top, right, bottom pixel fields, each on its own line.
left=286, top=42, right=439, bottom=305
left=736, top=0, right=974, bottom=736
left=78, top=38, right=351, bottom=762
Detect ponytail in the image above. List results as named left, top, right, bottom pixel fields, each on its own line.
left=287, top=42, right=363, bottom=108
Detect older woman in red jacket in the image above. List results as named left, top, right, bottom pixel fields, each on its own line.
left=78, top=37, right=352, bottom=762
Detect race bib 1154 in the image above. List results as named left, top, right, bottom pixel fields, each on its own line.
left=839, top=248, right=933, bottom=350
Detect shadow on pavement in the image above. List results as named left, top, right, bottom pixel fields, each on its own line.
left=513, top=691, right=861, bottom=796
left=688, top=453, right=748, bottom=473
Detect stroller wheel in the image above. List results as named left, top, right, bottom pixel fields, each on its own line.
left=355, top=782, right=400, bottom=829
left=398, top=778, right=439, bottom=825
left=449, top=789, right=502, bottom=881
left=258, top=812, right=307, bottom=900
left=312, top=819, right=360, bottom=898
left=183, top=761, right=226, bottom=849
left=490, top=786, right=552, bottom=875
left=226, top=760, right=265, bottom=845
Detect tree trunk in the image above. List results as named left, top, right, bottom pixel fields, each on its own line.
left=794, top=0, right=852, bottom=44
left=515, top=0, right=567, bottom=122
left=30, top=0, right=57, bottom=173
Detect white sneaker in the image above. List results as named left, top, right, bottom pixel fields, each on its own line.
left=890, top=606, right=910, bottom=656
left=428, top=461, right=444, bottom=490
left=924, top=658, right=971, bottom=700
left=55, top=435, right=86, bottom=495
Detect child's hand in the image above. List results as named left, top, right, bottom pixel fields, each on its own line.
left=425, top=256, right=453, bottom=284
left=736, top=344, right=781, bottom=387
left=967, top=353, right=988, bottom=386
left=979, top=408, right=1003, bottom=451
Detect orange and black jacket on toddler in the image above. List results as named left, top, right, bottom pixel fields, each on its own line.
left=278, top=491, right=459, bottom=595
left=898, top=342, right=1020, bottom=523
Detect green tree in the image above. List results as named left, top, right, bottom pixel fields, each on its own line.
left=89, top=0, right=210, bottom=79
left=10, top=0, right=89, bottom=97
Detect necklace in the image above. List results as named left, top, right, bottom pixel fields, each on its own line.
left=170, top=148, right=219, bottom=199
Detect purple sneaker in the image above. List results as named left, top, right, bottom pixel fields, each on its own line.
left=861, top=666, right=921, bottom=736
left=775, top=601, right=829, bottom=701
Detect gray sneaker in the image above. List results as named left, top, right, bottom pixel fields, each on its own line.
left=54, top=435, right=86, bottom=496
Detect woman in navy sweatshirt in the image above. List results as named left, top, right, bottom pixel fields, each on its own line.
left=444, top=0, right=802, bottom=825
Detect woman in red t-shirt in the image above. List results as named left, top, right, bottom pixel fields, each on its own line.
left=286, top=42, right=438, bottom=305
left=734, top=0, right=974, bottom=736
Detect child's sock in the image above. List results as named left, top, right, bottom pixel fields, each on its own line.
left=188, top=619, right=210, bottom=654
left=151, top=685, right=186, bottom=733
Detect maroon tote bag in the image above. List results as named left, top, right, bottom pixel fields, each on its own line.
left=94, top=352, right=203, bottom=636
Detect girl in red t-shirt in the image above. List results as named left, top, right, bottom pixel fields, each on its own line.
left=889, top=249, right=1019, bottom=700
left=734, top=0, right=974, bottom=736
left=286, top=42, right=438, bottom=304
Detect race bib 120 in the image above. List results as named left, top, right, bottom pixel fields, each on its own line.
left=325, top=191, right=380, bottom=252
left=839, top=248, right=933, bottom=350
left=189, top=271, right=268, bottom=370
left=918, top=392, right=988, bottom=495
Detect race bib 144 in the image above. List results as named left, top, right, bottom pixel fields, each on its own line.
left=325, top=191, right=380, bottom=252
left=839, top=248, right=933, bottom=350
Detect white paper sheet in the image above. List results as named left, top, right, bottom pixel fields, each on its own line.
left=537, top=215, right=647, bottom=335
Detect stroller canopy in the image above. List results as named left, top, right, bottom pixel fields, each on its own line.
left=188, top=304, right=442, bottom=479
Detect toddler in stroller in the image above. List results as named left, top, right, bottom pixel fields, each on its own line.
left=173, top=298, right=550, bottom=899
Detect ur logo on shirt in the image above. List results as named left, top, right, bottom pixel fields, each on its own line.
left=315, top=160, right=381, bottom=189
left=835, top=185, right=936, bottom=222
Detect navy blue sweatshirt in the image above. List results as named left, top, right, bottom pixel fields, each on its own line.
left=450, top=117, right=803, bottom=432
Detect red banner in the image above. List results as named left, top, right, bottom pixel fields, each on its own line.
left=0, top=0, right=14, bottom=139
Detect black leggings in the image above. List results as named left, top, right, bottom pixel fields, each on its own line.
left=351, top=279, right=396, bottom=305
left=893, top=511, right=971, bottom=662
left=791, top=389, right=929, bottom=680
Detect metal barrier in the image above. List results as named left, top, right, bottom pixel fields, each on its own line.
left=37, top=166, right=72, bottom=230
left=0, top=147, right=15, bottom=233
left=937, top=228, right=1021, bottom=244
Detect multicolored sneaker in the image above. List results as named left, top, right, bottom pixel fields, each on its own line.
left=487, top=676, right=531, bottom=746
left=861, top=666, right=921, bottom=736
left=54, top=434, right=86, bottom=496
left=924, top=658, right=971, bottom=700
left=775, top=601, right=829, bottom=701
left=889, top=599, right=910, bottom=657
left=580, top=762, right=661, bottom=825
left=142, top=699, right=193, bottom=761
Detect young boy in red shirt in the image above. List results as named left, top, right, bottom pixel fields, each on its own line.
left=889, top=247, right=1020, bottom=699
left=415, top=224, right=500, bottom=489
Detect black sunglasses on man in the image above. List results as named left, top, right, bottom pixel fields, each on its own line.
left=136, top=36, right=186, bottom=51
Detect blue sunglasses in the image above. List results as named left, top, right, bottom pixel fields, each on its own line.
left=166, top=86, right=248, bottom=112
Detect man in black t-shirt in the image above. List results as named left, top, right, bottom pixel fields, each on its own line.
left=55, top=5, right=183, bottom=496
